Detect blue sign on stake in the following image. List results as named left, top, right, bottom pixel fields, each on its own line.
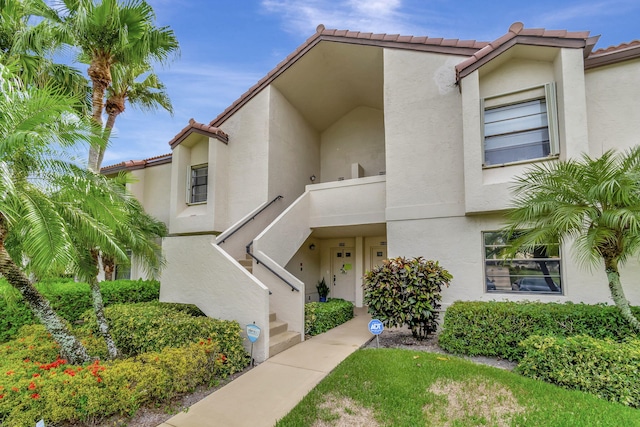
left=368, top=319, right=384, bottom=335
left=246, top=324, right=261, bottom=343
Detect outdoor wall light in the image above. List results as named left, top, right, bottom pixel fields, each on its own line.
left=310, top=175, right=316, bottom=183
left=309, top=243, right=316, bottom=250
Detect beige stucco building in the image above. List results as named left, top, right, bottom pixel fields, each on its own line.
left=103, top=22, right=640, bottom=363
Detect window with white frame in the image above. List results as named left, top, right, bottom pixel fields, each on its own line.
left=483, top=231, right=562, bottom=294
left=189, top=164, right=208, bottom=204
left=483, top=83, right=559, bottom=167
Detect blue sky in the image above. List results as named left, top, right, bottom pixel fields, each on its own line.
left=99, top=0, right=640, bottom=166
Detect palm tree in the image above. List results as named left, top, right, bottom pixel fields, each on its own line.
left=504, top=147, right=640, bottom=332
left=100, top=61, right=173, bottom=169
left=0, top=0, right=90, bottom=106
left=0, top=63, right=112, bottom=363
left=47, top=0, right=179, bottom=172
left=52, top=172, right=166, bottom=359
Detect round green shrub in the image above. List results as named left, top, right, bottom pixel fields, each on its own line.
left=363, top=257, right=452, bottom=340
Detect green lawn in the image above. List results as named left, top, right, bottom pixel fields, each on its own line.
left=276, top=348, right=640, bottom=427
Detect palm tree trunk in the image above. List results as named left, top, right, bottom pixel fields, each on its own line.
left=87, top=60, right=109, bottom=172
left=89, top=277, right=120, bottom=359
left=98, top=110, right=119, bottom=170
left=89, top=249, right=120, bottom=359
left=0, top=219, right=91, bottom=364
left=103, top=254, right=115, bottom=281
left=604, top=257, right=640, bottom=332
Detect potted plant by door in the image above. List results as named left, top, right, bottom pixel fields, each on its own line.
left=317, top=278, right=329, bottom=302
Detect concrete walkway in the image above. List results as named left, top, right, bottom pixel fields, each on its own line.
left=159, top=308, right=373, bottom=427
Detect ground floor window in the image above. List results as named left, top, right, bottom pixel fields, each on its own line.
left=483, top=231, right=562, bottom=294
left=114, top=250, right=132, bottom=280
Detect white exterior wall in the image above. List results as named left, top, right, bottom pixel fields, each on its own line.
left=268, top=87, right=320, bottom=203
left=218, top=89, right=271, bottom=225
left=134, top=164, right=171, bottom=226
left=586, top=58, right=640, bottom=156
left=387, top=217, right=640, bottom=309
left=160, top=235, right=271, bottom=362
left=308, top=176, right=386, bottom=228
left=384, top=45, right=640, bottom=308
left=284, top=235, right=322, bottom=303
left=462, top=49, right=590, bottom=214
left=169, top=135, right=213, bottom=234
left=384, top=49, right=467, bottom=221
left=320, top=106, right=385, bottom=182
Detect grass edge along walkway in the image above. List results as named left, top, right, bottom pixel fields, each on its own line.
left=276, top=348, right=640, bottom=427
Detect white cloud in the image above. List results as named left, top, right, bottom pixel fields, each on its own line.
left=533, top=0, right=639, bottom=27
left=260, top=0, right=425, bottom=35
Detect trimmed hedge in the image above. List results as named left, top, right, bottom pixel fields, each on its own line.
left=79, top=302, right=249, bottom=376
left=516, top=335, right=640, bottom=407
left=0, top=279, right=160, bottom=343
left=438, top=301, right=640, bottom=361
left=305, top=299, right=354, bottom=336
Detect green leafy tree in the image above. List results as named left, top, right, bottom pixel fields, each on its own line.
left=363, top=257, right=452, bottom=340
left=504, top=147, right=640, bottom=332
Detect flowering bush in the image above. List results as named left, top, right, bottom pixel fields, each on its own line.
left=0, top=301, right=250, bottom=426
left=0, top=332, right=224, bottom=426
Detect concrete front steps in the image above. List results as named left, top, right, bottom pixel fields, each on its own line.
left=237, top=255, right=301, bottom=357
left=269, top=311, right=301, bottom=357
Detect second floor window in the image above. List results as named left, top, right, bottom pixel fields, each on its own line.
left=483, top=83, right=559, bottom=167
left=189, top=165, right=208, bottom=204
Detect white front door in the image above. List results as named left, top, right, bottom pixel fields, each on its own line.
left=331, top=247, right=355, bottom=302
left=370, top=246, right=387, bottom=271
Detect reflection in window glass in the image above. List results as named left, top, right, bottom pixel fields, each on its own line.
left=484, top=99, right=550, bottom=166
left=484, top=231, right=562, bottom=294
left=190, top=165, right=208, bottom=204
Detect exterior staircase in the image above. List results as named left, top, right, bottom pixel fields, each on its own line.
left=238, top=254, right=253, bottom=273
left=237, top=254, right=301, bottom=357
left=269, top=311, right=301, bottom=357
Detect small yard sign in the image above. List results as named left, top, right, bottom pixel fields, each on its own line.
left=368, top=319, right=384, bottom=335
left=246, top=324, right=261, bottom=343
left=369, top=319, right=384, bottom=348
left=246, top=323, right=261, bottom=367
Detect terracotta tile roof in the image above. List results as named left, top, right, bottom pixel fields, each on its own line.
left=100, top=153, right=172, bottom=174
left=455, top=22, right=596, bottom=81
left=209, top=24, right=488, bottom=127
left=169, top=118, right=229, bottom=149
left=585, top=39, right=640, bottom=69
